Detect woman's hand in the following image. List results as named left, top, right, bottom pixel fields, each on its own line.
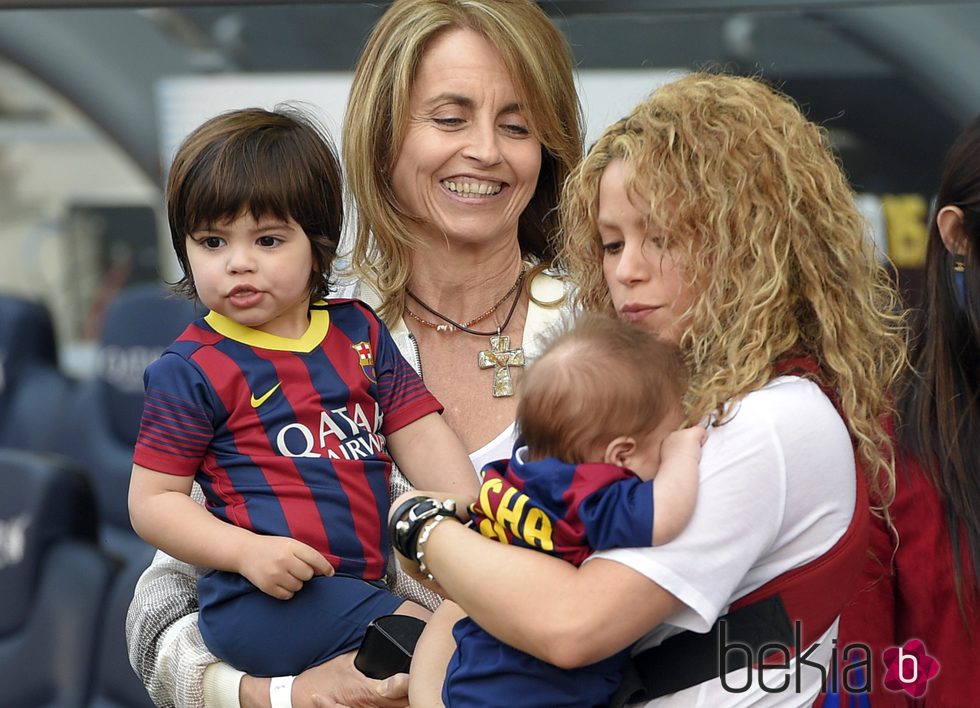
left=239, top=652, right=409, bottom=708
left=300, top=652, right=408, bottom=708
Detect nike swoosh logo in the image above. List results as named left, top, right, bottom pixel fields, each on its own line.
left=250, top=382, right=282, bottom=408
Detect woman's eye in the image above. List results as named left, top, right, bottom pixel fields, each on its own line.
left=601, top=241, right=623, bottom=255
left=433, top=117, right=464, bottom=127
left=502, top=123, right=530, bottom=136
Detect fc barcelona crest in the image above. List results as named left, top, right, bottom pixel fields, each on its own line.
left=352, top=341, right=376, bottom=382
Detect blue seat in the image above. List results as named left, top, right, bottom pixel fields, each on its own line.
left=0, top=294, right=58, bottom=373
left=0, top=295, right=75, bottom=453
left=88, top=544, right=156, bottom=708
left=0, top=448, right=114, bottom=708
left=57, top=283, right=199, bottom=559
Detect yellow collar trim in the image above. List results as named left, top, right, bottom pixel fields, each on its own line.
left=205, top=302, right=329, bottom=353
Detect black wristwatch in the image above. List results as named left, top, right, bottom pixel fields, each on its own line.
left=390, top=496, right=458, bottom=560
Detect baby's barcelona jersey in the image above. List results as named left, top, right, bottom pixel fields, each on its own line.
left=133, top=299, right=442, bottom=580
left=469, top=452, right=654, bottom=566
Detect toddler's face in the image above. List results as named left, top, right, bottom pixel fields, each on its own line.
left=186, top=211, right=315, bottom=338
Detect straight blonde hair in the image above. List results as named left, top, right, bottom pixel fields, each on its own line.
left=343, top=0, right=582, bottom=323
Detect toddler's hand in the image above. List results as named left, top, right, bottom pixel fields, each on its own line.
left=238, top=535, right=334, bottom=600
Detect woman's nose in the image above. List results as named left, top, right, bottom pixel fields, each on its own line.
left=461, top=120, right=503, bottom=166
left=615, top=242, right=650, bottom=284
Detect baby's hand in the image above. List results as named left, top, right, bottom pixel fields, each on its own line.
left=661, top=425, right=709, bottom=465
left=238, top=535, right=334, bottom=600
left=649, top=425, right=707, bottom=545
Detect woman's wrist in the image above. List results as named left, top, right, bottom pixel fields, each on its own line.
left=237, top=675, right=269, bottom=708
left=269, top=675, right=295, bottom=708
left=415, top=513, right=459, bottom=580
left=389, top=496, right=459, bottom=560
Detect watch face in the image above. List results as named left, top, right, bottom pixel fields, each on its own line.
left=410, top=500, right=439, bottom=521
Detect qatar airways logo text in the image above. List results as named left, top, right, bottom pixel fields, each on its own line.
left=275, top=402, right=385, bottom=462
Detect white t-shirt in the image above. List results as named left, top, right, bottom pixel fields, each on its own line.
left=592, top=376, right=856, bottom=707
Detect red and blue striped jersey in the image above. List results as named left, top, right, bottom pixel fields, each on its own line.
left=469, top=453, right=654, bottom=566
left=133, top=298, right=442, bottom=579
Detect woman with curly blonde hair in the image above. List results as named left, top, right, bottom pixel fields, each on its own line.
left=394, top=72, right=907, bottom=706
left=562, top=72, right=905, bottom=508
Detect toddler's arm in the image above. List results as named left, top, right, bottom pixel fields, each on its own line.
left=386, top=412, right=480, bottom=504
left=128, top=464, right=333, bottom=599
left=650, top=425, right=707, bottom=545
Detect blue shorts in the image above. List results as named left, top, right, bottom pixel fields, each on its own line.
left=198, top=570, right=405, bottom=677
left=443, top=617, right=626, bottom=707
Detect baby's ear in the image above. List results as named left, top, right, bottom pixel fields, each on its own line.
left=937, top=205, right=969, bottom=256
left=603, top=436, right=636, bottom=466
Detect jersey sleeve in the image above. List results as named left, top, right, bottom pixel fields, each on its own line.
left=578, top=476, right=654, bottom=551
left=133, top=353, right=215, bottom=476
left=371, top=315, right=442, bottom=434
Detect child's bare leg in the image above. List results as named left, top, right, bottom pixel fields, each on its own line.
left=408, top=600, right=466, bottom=708
left=395, top=598, right=432, bottom=621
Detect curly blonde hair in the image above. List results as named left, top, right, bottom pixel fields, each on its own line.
left=559, top=72, right=908, bottom=508
left=342, top=0, right=582, bottom=323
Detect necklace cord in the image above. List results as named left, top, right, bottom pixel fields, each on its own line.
left=406, top=266, right=527, bottom=336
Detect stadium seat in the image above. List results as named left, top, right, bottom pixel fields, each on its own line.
left=57, top=283, right=198, bottom=559
left=0, top=448, right=114, bottom=708
left=88, top=544, right=156, bottom=708
left=0, top=294, right=58, bottom=373
left=0, top=294, right=75, bottom=453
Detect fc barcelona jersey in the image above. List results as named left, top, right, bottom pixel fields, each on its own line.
left=469, top=453, right=654, bottom=566
left=133, top=298, right=442, bottom=580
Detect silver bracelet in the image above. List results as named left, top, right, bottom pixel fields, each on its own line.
left=415, top=514, right=455, bottom=581
left=269, top=674, right=294, bottom=708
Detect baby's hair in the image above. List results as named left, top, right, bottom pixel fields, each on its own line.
left=518, top=314, right=687, bottom=463
left=166, top=104, right=343, bottom=301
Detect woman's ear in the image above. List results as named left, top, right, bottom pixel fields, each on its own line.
left=603, top=436, right=636, bottom=467
left=937, top=205, right=969, bottom=256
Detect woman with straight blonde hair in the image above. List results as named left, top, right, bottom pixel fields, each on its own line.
left=126, top=2, right=582, bottom=707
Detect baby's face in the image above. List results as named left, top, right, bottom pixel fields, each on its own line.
left=622, top=407, right=686, bottom=481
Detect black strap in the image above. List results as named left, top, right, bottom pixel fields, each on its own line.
left=608, top=595, right=794, bottom=707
